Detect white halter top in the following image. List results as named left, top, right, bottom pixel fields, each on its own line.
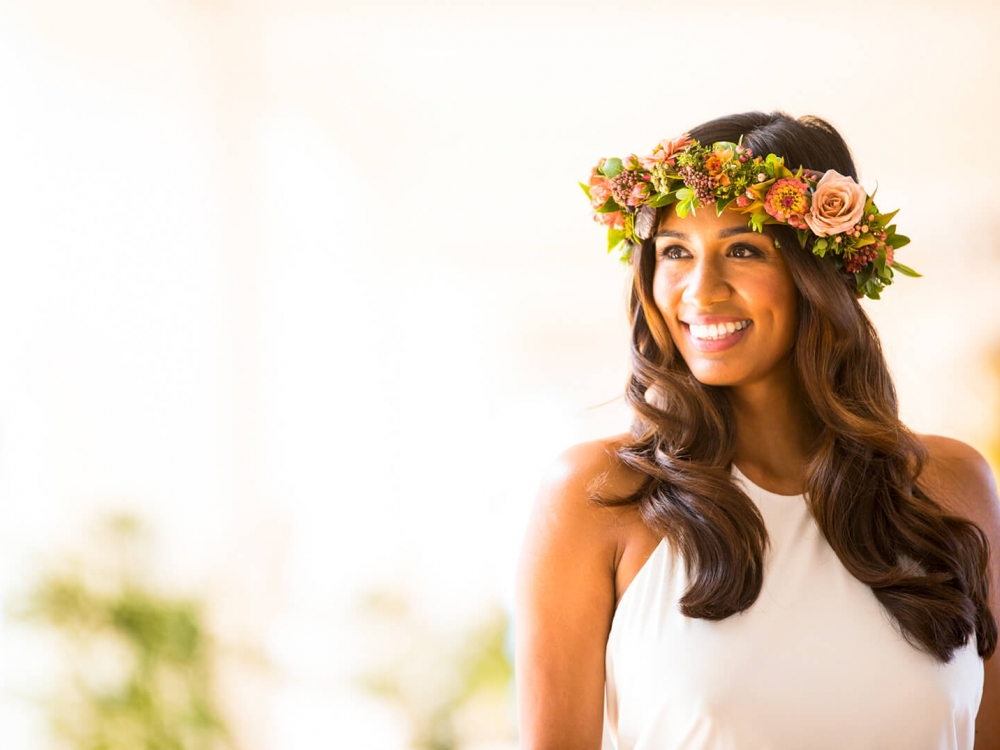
left=602, top=463, right=983, bottom=750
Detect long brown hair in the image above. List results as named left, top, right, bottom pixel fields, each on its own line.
left=599, top=111, right=996, bottom=663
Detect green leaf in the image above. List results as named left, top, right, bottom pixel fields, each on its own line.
left=876, top=208, right=899, bottom=226
left=855, top=264, right=874, bottom=289
left=607, top=228, right=625, bottom=253
left=854, top=234, right=876, bottom=249
left=647, top=191, right=678, bottom=208
left=617, top=241, right=634, bottom=264
left=579, top=181, right=592, bottom=199
left=796, top=228, right=810, bottom=249
left=887, top=233, right=910, bottom=249
left=876, top=247, right=887, bottom=276
left=716, top=198, right=734, bottom=216
left=596, top=197, right=621, bottom=213
left=602, top=158, right=623, bottom=179
left=675, top=187, right=694, bottom=201
left=749, top=213, right=765, bottom=233
left=891, top=261, right=921, bottom=277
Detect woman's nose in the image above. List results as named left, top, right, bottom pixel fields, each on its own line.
left=682, top=261, right=732, bottom=308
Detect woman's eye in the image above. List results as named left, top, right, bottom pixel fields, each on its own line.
left=730, top=244, right=760, bottom=258
left=659, top=245, right=688, bottom=259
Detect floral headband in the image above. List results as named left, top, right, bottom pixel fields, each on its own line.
left=580, top=134, right=920, bottom=300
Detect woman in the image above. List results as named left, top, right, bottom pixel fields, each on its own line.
left=514, top=111, right=1000, bottom=749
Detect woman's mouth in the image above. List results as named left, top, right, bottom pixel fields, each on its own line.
left=683, top=320, right=752, bottom=352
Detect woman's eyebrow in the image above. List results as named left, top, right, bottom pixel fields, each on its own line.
left=654, top=228, right=690, bottom=240
left=716, top=227, right=760, bottom=239
left=654, top=227, right=760, bottom=240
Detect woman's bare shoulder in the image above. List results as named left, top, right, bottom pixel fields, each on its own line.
left=525, top=433, right=649, bottom=552
left=541, top=432, right=649, bottom=502
left=915, top=433, right=999, bottom=520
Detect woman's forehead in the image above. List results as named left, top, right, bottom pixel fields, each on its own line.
left=656, top=206, right=753, bottom=234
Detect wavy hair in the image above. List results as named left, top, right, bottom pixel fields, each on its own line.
left=597, top=111, right=996, bottom=663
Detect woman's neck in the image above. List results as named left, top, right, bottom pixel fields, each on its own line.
left=727, top=362, right=819, bottom=485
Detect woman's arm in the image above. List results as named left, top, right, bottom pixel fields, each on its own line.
left=918, top=435, right=1000, bottom=750
left=514, top=440, right=626, bottom=750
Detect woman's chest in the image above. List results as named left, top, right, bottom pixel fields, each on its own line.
left=605, top=510, right=984, bottom=750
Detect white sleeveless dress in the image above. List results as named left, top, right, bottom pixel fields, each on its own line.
left=602, top=463, right=983, bottom=750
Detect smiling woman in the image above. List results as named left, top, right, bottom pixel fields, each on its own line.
left=651, top=209, right=799, bottom=388
left=514, top=111, right=1000, bottom=750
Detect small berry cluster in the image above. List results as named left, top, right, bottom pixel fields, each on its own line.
left=675, top=164, right=716, bottom=207
left=609, top=169, right=642, bottom=207
left=842, top=213, right=893, bottom=273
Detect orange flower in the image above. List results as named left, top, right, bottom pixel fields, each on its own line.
left=595, top=210, right=624, bottom=230
left=589, top=168, right=612, bottom=209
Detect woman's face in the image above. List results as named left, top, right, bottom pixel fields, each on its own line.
left=651, top=205, right=799, bottom=388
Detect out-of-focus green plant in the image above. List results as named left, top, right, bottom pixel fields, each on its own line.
left=354, top=589, right=516, bottom=750
left=7, top=511, right=239, bottom=750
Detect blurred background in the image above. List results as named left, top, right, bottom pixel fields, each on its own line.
left=1, top=0, right=999, bottom=748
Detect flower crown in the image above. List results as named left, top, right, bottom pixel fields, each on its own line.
left=580, top=134, right=920, bottom=300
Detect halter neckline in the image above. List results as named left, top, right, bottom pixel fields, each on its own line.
left=731, top=463, right=806, bottom=500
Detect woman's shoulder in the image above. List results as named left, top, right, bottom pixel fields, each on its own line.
left=540, top=433, right=648, bottom=506
left=527, top=433, right=649, bottom=545
left=915, top=433, right=999, bottom=521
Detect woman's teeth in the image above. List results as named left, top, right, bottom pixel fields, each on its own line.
left=688, top=320, right=751, bottom=340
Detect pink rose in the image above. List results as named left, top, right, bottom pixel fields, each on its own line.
left=805, top=169, right=867, bottom=237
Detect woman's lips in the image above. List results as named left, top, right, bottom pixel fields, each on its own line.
left=683, top=321, right=752, bottom=353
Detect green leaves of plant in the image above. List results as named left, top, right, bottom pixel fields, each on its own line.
left=877, top=208, right=899, bottom=227
left=602, top=158, right=623, bottom=179
left=891, top=261, right=921, bottom=277
left=715, top=198, right=734, bottom=216
left=607, top=228, right=625, bottom=253
left=674, top=187, right=697, bottom=218
left=647, top=191, right=678, bottom=209
left=887, top=233, right=910, bottom=249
